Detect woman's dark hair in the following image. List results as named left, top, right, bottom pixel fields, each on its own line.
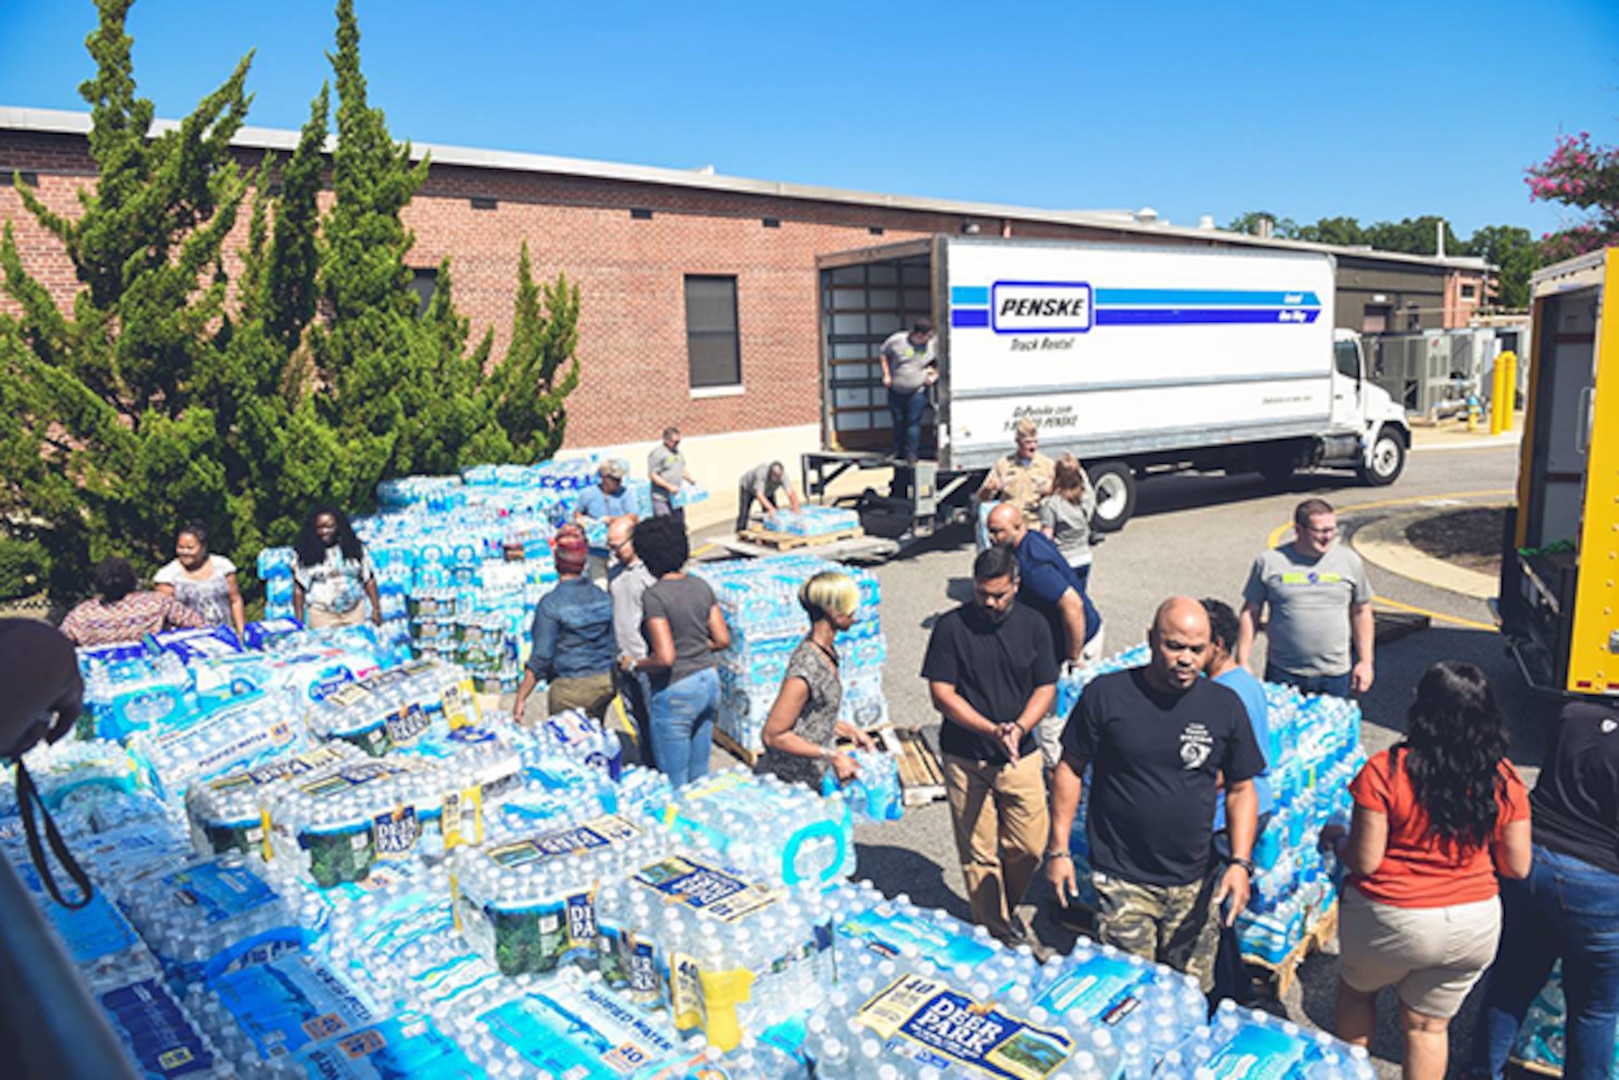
left=1399, top=660, right=1511, bottom=849
left=93, top=557, right=138, bottom=603
left=293, top=506, right=365, bottom=568
left=176, top=521, right=209, bottom=548
left=634, top=516, right=690, bottom=578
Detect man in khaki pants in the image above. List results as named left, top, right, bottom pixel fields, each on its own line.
left=922, top=545, right=1057, bottom=949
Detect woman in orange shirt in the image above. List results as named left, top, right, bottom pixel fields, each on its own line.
left=1321, top=661, right=1532, bottom=1080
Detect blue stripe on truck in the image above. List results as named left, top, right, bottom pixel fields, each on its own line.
left=1095, top=308, right=1321, bottom=326
left=1095, top=288, right=1320, bottom=308
left=950, top=309, right=990, bottom=328
left=950, top=286, right=991, bottom=306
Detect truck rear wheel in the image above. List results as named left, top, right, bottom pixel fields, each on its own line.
left=1360, top=428, right=1406, bottom=486
left=1088, top=461, right=1136, bottom=533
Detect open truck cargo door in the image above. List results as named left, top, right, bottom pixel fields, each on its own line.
left=1498, top=246, right=1619, bottom=696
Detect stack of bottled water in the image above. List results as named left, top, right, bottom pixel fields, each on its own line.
left=260, top=740, right=521, bottom=887
left=452, top=808, right=678, bottom=976
left=593, top=854, right=838, bottom=1052
left=693, top=554, right=886, bottom=753
left=303, top=658, right=482, bottom=756
left=79, top=650, right=201, bottom=740
left=514, top=706, right=626, bottom=780
left=185, top=743, right=367, bottom=858
left=129, top=688, right=307, bottom=801
left=1509, top=964, right=1619, bottom=1078
left=764, top=505, right=862, bottom=537
left=1238, top=687, right=1363, bottom=965
left=668, top=768, right=856, bottom=887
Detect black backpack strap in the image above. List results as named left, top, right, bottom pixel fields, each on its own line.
left=15, top=761, right=93, bottom=909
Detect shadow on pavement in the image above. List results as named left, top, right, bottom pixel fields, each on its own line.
left=853, top=841, right=973, bottom=923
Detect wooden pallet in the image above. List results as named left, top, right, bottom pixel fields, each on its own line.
left=884, top=726, right=948, bottom=805
left=1243, top=900, right=1338, bottom=998
left=1508, top=1057, right=1563, bottom=1079
left=713, top=726, right=763, bottom=767
left=738, top=526, right=865, bottom=551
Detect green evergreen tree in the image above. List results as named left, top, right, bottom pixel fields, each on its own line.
left=479, top=242, right=582, bottom=463
left=2, top=0, right=581, bottom=605
left=1, top=0, right=251, bottom=595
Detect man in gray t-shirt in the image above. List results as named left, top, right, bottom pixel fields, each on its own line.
left=647, top=426, right=695, bottom=526
left=735, top=461, right=800, bottom=533
left=1236, top=498, right=1374, bottom=697
left=880, top=318, right=936, bottom=463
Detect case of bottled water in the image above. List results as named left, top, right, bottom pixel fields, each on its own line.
left=764, top=505, right=862, bottom=537
left=189, top=950, right=385, bottom=1072
left=1174, top=1000, right=1376, bottom=1080
left=119, top=854, right=322, bottom=984
left=452, top=809, right=677, bottom=976
left=668, top=768, right=856, bottom=887
left=519, top=707, right=625, bottom=781
left=81, top=651, right=196, bottom=741
left=303, top=658, right=481, bottom=756
left=129, top=688, right=307, bottom=801
left=185, top=743, right=367, bottom=858
left=283, top=1011, right=481, bottom=1079
left=822, top=748, right=904, bottom=822
left=260, top=740, right=520, bottom=888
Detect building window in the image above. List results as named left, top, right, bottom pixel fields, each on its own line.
left=684, top=275, right=741, bottom=389
left=1459, top=282, right=1477, bottom=300
left=408, top=268, right=438, bottom=316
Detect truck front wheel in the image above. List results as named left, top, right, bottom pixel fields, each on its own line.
left=1088, top=461, right=1136, bottom=533
left=1360, top=428, right=1406, bottom=486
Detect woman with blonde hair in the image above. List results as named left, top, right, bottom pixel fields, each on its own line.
left=1040, top=453, right=1097, bottom=590
left=757, top=571, right=876, bottom=789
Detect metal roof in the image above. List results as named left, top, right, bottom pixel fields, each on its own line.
left=0, top=105, right=1493, bottom=273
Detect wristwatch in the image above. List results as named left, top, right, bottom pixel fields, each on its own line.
left=1228, top=857, right=1256, bottom=875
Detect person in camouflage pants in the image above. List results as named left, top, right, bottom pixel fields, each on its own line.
left=1047, top=597, right=1264, bottom=993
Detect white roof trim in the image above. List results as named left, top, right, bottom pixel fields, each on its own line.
left=0, top=105, right=1493, bottom=273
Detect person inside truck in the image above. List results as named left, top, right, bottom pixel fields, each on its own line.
left=880, top=317, right=937, bottom=465
left=735, top=460, right=801, bottom=533
left=975, top=418, right=1055, bottom=548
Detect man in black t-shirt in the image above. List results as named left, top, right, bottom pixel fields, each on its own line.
left=1047, top=596, right=1263, bottom=992
left=921, top=545, right=1058, bottom=947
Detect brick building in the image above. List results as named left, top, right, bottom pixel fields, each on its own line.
left=0, top=106, right=1491, bottom=521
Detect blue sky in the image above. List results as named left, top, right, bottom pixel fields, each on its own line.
left=2, top=0, right=1615, bottom=238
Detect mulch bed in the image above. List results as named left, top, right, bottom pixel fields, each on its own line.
left=1405, top=507, right=1504, bottom=577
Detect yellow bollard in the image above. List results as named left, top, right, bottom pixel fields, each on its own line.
left=1497, top=350, right=1516, bottom=433
left=1490, top=355, right=1506, bottom=435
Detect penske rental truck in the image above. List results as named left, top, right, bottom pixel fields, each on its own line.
left=1496, top=247, right=1619, bottom=697
left=809, top=236, right=1411, bottom=534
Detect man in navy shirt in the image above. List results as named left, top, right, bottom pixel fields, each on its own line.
left=1048, top=597, right=1263, bottom=993
left=987, top=502, right=1103, bottom=765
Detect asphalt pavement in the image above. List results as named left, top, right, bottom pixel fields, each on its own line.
left=707, top=439, right=1542, bottom=1077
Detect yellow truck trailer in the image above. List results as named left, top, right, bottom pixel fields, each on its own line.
left=1497, top=246, right=1619, bottom=695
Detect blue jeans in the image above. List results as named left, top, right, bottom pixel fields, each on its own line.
left=888, top=388, right=926, bottom=461
left=649, top=667, right=719, bottom=788
left=1264, top=665, right=1351, bottom=698
left=1470, top=845, right=1619, bottom=1080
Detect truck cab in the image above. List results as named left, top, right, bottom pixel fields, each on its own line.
left=1331, top=328, right=1410, bottom=487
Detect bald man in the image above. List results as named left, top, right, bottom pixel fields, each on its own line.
left=1047, top=597, right=1264, bottom=995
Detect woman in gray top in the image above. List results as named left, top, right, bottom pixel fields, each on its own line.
left=152, top=522, right=246, bottom=637
left=622, top=516, right=730, bottom=788
left=1039, top=453, right=1097, bottom=591
left=757, top=572, right=876, bottom=790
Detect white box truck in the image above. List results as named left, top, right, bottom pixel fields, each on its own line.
left=811, top=236, right=1411, bottom=533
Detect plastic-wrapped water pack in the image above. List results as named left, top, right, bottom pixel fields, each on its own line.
left=260, top=741, right=520, bottom=887
left=669, top=768, right=856, bottom=887
left=452, top=810, right=678, bottom=975
left=592, top=855, right=837, bottom=1052
left=130, top=688, right=306, bottom=801
left=186, top=743, right=367, bottom=858
left=119, top=854, right=321, bottom=984
left=1170, top=1001, right=1375, bottom=1080
left=303, top=658, right=481, bottom=756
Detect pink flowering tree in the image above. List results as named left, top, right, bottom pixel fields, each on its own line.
left=1527, top=132, right=1619, bottom=260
